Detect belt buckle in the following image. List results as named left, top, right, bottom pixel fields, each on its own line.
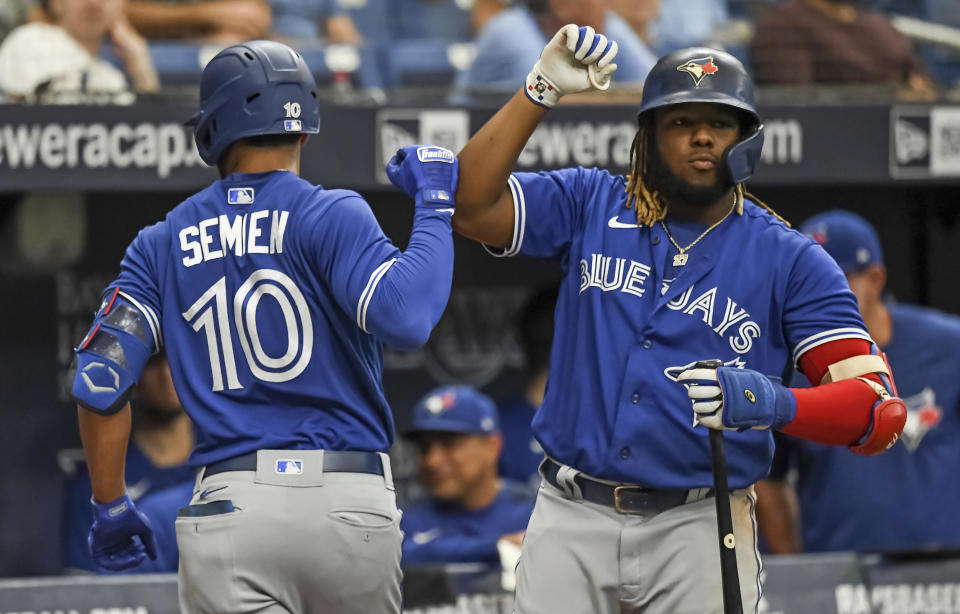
left=613, top=485, right=646, bottom=514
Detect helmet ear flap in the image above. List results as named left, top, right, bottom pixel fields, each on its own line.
left=722, top=124, right=764, bottom=185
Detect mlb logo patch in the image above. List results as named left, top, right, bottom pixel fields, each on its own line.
left=284, top=119, right=302, bottom=132
left=227, top=187, right=255, bottom=205
left=428, top=189, right=450, bottom=202
left=276, top=459, right=303, bottom=475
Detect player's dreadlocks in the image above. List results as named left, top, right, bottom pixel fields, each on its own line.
left=623, top=116, right=789, bottom=228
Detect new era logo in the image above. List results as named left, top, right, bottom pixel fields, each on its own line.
left=276, top=459, right=303, bottom=475
left=416, top=146, right=455, bottom=163
left=284, top=119, right=302, bottom=132
left=227, top=187, right=255, bottom=205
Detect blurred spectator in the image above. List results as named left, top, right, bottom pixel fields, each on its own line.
left=456, top=0, right=657, bottom=90
left=497, top=283, right=557, bottom=492
left=393, top=0, right=472, bottom=41
left=0, top=0, right=40, bottom=42
left=609, top=0, right=657, bottom=45
left=756, top=211, right=960, bottom=554
left=0, top=0, right=158, bottom=103
left=401, top=386, right=535, bottom=575
left=470, top=0, right=509, bottom=34
left=268, top=0, right=361, bottom=44
left=63, top=351, right=194, bottom=572
left=125, top=0, right=270, bottom=43
left=749, top=0, right=935, bottom=99
left=645, top=0, right=728, bottom=56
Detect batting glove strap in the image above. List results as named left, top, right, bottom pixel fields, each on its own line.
left=416, top=188, right=455, bottom=207
left=525, top=65, right=563, bottom=108
left=716, top=367, right=796, bottom=430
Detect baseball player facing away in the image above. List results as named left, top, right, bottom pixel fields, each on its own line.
left=446, top=25, right=907, bottom=614
left=70, top=40, right=459, bottom=614
left=758, top=210, right=960, bottom=554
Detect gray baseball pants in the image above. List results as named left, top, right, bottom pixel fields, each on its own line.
left=514, top=470, right=762, bottom=614
left=176, top=450, right=402, bottom=614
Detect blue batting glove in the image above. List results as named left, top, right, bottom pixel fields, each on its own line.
left=88, top=493, right=157, bottom=571
left=677, top=364, right=796, bottom=431
left=385, top=145, right=458, bottom=211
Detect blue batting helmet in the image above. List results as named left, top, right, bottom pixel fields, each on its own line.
left=638, top=47, right=764, bottom=184
left=188, top=40, right=320, bottom=166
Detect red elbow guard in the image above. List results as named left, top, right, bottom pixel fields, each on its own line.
left=848, top=396, right=907, bottom=456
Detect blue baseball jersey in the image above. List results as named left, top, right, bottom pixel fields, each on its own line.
left=400, top=480, right=535, bottom=569
left=773, top=302, right=960, bottom=552
left=490, top=168, right=868, bottom=489
left=106, top=170, right=451, bottom=467
left=497, top=397, right=543, bottom=491
left=62, top=444, right=193, bottom=571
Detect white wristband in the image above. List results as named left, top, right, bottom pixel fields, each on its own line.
left=525, top=61, right=563, bottom=108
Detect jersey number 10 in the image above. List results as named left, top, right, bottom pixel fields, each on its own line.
left=182, top=269, right=313, bottom=391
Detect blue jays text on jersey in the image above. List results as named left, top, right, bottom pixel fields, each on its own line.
left=774, top=302, right=960, bottom=552
left=101, top=170, right=453, bottom=468
left=487, top=167, right=869, bottom=489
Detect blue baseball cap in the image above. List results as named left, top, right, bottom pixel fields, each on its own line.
left=407, top=386, right=499, bottom=436
left=799, top=210, right=884, bottom=274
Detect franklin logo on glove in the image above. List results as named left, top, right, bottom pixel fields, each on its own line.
left=416, top=146, right=455, bottom=163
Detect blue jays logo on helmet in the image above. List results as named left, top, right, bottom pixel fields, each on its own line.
left=676, top=56, right=719, bottom=87
left=188, top=40, right=321, bottom=166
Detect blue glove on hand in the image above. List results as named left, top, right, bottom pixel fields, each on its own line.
left=88, top=493, right=157, bottom=571
left=677, top=363, right=796, bottom=431
left=385, top=145, right=458, bottom=212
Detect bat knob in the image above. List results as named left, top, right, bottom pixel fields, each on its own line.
left=694, top=359, right=724, bottom=370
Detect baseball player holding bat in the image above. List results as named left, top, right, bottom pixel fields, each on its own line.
left=430, top=24, right=908, bottom=613
left=70, top=40, right=458, bottom=613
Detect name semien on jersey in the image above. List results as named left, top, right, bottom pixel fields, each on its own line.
left=179, top=209, right=289, bottom=266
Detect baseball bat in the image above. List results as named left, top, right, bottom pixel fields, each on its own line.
left=695, top=359, right=743, bottom=614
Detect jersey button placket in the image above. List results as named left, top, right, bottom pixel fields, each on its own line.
left=620, top=447, right=630, bottom=459
left=631, top=393, right=640, bottom=404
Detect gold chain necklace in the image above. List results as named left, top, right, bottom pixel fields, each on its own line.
left=659, top=196, right=738, bottom=267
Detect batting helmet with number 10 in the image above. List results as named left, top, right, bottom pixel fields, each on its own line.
left=188, top=40, right=321, bottom=166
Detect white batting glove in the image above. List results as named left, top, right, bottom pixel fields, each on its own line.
left=525, top=24, right=619, bottom=108
left=678, top=366, right=725, bottom=429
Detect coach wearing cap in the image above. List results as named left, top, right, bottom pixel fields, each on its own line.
left=757, top=210, right=960, bottom=553
left=400, top=385, right=535, bottom=574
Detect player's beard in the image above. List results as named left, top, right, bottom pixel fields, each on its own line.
left=648, top=149, right=734, bottom=209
